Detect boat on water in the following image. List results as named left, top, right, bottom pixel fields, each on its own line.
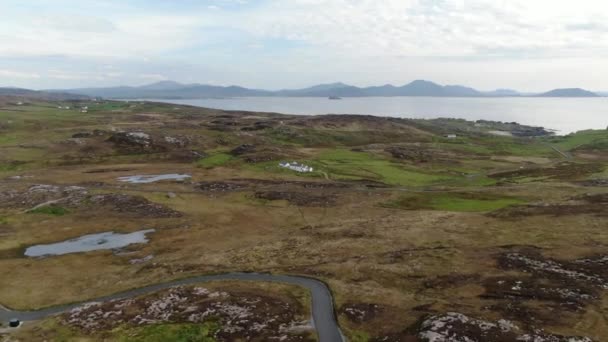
left=328, top=96, right=342, bottom=100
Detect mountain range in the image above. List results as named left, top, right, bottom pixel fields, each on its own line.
left=0, top=87, right=89, bottom=101
left=36, top=80, right=605, bottom=99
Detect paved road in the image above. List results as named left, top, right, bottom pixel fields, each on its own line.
left=0, top=272, right=345, bottom=342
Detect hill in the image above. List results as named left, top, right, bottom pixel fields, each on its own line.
left=37, top=81, right=604, bottom=99
left=0, top=87, right=89, bottom=101
left=536, top=88, right=599, bottom=97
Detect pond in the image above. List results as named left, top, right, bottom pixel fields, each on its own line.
left=117, top=174, right=191, bottom=183
left=24, top=229, right=155, bottom=257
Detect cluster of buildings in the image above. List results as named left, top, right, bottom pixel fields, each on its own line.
left=279, top=161, right=314, bottom=173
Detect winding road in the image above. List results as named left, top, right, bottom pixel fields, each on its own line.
left=0, top=272, right=345, bottom=342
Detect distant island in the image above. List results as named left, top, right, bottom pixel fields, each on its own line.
left=1, top=80, right=604, bottom=100
left=535, top=88, right=600, bottom=98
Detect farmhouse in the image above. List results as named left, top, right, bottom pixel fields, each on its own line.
left=279, top=161, right=314, bottom=173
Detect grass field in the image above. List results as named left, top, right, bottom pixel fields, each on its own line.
left=196, top=153, right=234, bottom=169
left=314, top=149, right=454, bottom=186
left=545, top=129, right=608, bottom=151
left=383, top=192, right=525, bottom=212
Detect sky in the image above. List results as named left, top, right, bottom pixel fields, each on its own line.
left=1, top=0, right=607, bottom=91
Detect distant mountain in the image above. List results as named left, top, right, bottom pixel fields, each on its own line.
left=596, top=91, right=608, bottom=97
left=138, top=80, right=196, bottom=90
left=256, top=80, right=484, bottom=97
left=536, top=88, right=599, bottom=97
left=275, top=82, right=364, bottom=97
left=43, top=81, right=602, bottom=99
left=53, top=83, right=271, bottom=99
left=0, top=87, right=88, bottom=101
left=483, top=89, right=521, bottom=97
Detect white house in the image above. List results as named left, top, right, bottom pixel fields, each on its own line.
left=279, top=161, right=314, bottom=173
left=445, top=134, right=457, bottom=139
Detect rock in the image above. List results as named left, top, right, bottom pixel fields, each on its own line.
left=108, top=132, right=151, bottom=147
left=166, top=192, right=176, bottom=199
left=417, top=312, right=592, bottom=342
left=168, top=150, right=207, bottom=163
left=340, top=303, right=382, bottom=323
left=72, top=130, right=107, bottom=138
left=230, top=144, right=256, bottom=156
left=72, top=132, right=93, bottom=138
left=254, top=191, right=336, bottom=207
left=163, top=136, right=189, bottom=147
left=129, top=255, right=154, bottom=264
left=385, top=146, right=430, bottom=162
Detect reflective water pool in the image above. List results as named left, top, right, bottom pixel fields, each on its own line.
left=24, top=229, right=155, bottom=257
left=117, top=174, right=191, bottom=183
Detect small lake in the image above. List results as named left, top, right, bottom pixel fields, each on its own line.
left=147, top=97, right=607, bottom=134
left=24, top=229, right=155, bottom=257
left=117, top=174, right=191, bottom=184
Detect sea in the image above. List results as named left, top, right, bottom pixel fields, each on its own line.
left=145, top=97, right=607, bottom=135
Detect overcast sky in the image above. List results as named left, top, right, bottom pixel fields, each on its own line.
left=1, top=0, right=607, bottom=91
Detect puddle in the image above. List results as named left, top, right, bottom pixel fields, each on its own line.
left=117, top=174, right=191, bottom=184
left=24, top=229, right=155, bottom=257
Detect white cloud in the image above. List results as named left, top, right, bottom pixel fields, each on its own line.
left=1, top=0, right=607, bottom=90
left=230, top=0, right=608, bottom=59
left=0, top=69, right=41, bottom=79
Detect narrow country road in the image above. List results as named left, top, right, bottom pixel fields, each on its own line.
left=0, top=273, right=345, bottom=342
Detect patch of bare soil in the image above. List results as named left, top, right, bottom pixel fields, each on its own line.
left=414, top=312, right=592, bottom=342
left=229, top=144, right=256, bottom=156
left=254, top=191, right=336, bottom=207
left=0, top=184, right=180, bottom=218
left=340, top=303, right=383, bottom=323
left=497, top=250, right=608, bottom=289
left=228, top=144, right=296, bottom=163
left=490, top=192, right=608, bottom=218
left=481, top=249, right=607, bottom=324
left=62, top=286, right=313, bottom=341
left=197, top=178, right=380, bottom=192
left=240, top=120, right=277, bottom=131
left=166, top=149, right=207, bottom=162
left=489, top=162, right=604, bottom=181
left=385, top=146, right=431, bottom=163
left=203, top=114, right=275, bottom=131
left=423, top=273, right=480, bottom=290
left=72, top=130, right=108, bottom=138
left=578, top=179, right=608, bottom=187
left=198, top=178, right=355, bottom=193
left=84, top=168, right=137, bottom=174
left=199, top=181, right=250, bottom=192
left=86, top=193, right=181, bottom=218
left=107, top=131, right=195, bottom=155
left=481, top=276, right=597, bottom=311
left=0, top=184, right=86, bottom=208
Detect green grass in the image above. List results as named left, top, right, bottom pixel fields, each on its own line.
left=315, top=149, right=454, bottom=186
left=384, top=192, right=525, bottom=212
left=196, top=153, right=234, bottom=169
left=347, top=330, right=371, bottom=342
left=431, top=136, right=553, bottom=157
left=266, top=127, right=426, bottom=147
left=545, top=130, right=608, bottom=151
left=118, top=323, right=218, bottom=342
left=28, top=205, right=69, bottom=216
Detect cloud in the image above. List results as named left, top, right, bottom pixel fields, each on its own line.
left=1, top=0, right=607, bottom=90
left=0, top=69, right=41, bottom=79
